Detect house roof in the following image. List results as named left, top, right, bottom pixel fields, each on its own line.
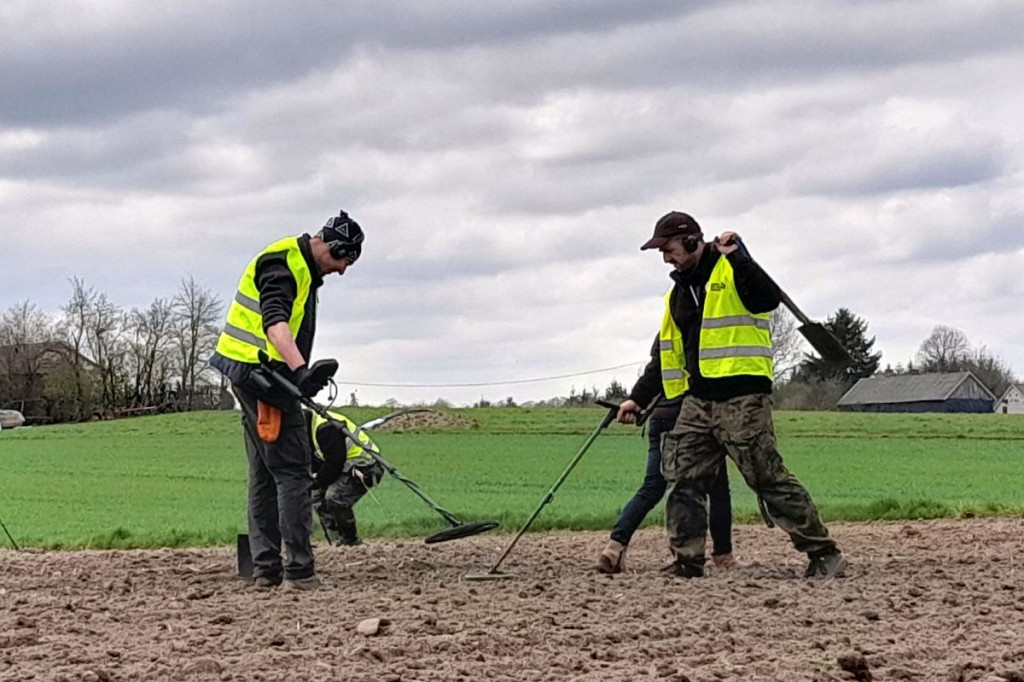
left=837, top=371, right=996, bottom=406
left=997, top=383, right=1024, bottom=403
left=0, top=341, right=98, bottom=369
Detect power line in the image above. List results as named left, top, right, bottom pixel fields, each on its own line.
left=335, top=361, right=646, bottom=389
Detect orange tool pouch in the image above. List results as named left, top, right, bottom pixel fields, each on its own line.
left=257, top=401, right=282, bottom=443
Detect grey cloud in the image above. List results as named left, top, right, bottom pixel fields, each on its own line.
left=0, top=1, right=696, bottom=126
left=791, top=136, right=1007, bottom=196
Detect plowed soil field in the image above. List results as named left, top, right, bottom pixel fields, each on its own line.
left=3, top=518, right=1023, bottom=682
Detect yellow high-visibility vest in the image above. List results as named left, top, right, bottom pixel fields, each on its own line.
left=658, top=290, right=690, bottom=399
left=698, top=257, right=774, bottom=380
left=214, top=237, right=313, bottom=364
left=310, top=409, right=376, bottom=464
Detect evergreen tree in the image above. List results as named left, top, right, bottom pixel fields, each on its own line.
left=797, top=307, right=881, bottom=385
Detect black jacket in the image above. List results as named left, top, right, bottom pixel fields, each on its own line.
left=210, top=234, right=324, bottom=398
left=628, top=245, right=781, bottom=416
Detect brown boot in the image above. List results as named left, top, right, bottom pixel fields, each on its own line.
left=596, top=540, right=627, bottom=574
left=712, top=553, right=737, bottom=569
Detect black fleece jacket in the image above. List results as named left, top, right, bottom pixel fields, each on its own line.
left=210, top=234, right=324, bottom=391
left=628, top=245, right=781, bottom=417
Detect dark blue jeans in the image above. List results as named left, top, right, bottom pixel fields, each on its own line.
left=610, top=416, right=733, bottom=556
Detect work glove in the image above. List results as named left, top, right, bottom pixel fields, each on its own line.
left=290, top=358, right=339, bottom=397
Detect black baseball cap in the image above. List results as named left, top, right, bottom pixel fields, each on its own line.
left=640, top=212, right=702, bottom=250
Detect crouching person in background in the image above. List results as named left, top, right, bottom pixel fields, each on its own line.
left=307, top=406, right=385, bottom=546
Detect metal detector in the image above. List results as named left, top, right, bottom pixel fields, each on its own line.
left=465, top=398, right=625, bottom=581
left=254, top=355, right=499, bottom=545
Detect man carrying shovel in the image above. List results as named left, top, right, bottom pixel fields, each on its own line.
left=627, top=211, right=846, bottom=579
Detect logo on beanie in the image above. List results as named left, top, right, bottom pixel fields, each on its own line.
left=324, top=215, right=351, bottom=238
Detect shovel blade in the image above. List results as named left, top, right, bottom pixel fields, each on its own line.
left=798, top=323, right=852, bottom=367
left=237, top=533, right=253, bottom=578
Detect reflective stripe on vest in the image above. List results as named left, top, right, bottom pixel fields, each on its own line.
left=698, top=257, right=774, bottom=380
left=214, top=236, right=313, bottom=364
left=310, top=409, right=376, bottom=464
left=658, top=290, right=690, bottom=399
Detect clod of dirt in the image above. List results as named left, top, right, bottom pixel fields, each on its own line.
left=837, top=653, right=872, bottom=681
left=80, top=671, right=111, bottom=682
left=186, top=658, right=224, bottom=675
left=209, top=614, right=234, bottom=625
left=269, top=634, right=286, bottom=646
left=357, top=617, right=390, bottom=636
left=861, top=610, right=881, bottom=622
left=186, top=588, right=214, bottom=600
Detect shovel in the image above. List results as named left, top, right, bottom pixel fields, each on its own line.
left=731, top=237, right=852, bottom=368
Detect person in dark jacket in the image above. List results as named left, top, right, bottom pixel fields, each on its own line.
left=210, top=209, right=364, bottom=591
left=596, top=340, right=734, bottom=574
left=613, top=211, right=846, bottom=580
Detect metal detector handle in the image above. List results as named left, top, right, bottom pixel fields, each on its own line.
left=728, top=237, right=813, bottom=326
left=637, top=394, right=662, bottom=427
left=255, top=351, right=305, bottom=399
left=594, top=396, right=660, bottom=428
left=255, top=352, right=378, bottom=460
left=593, top=399, right=620, bottom=428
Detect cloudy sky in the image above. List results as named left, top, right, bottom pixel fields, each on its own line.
left=2, top=0, right=1022, bottom=405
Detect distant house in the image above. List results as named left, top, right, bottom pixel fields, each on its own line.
left=837, top=371, right=996, bottom=413
left=995, top=383, right=1024, bottom=415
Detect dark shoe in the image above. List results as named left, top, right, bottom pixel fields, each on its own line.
left=284, top=575, right=322, bottom=591
left=253, top=575, right=282, bottom=590
left=672, top=561, right=705, bottom=579
left=333, top=508, right=361, bottom=547
left=804, top=550, right=848, bottom=579
left=337, top=535, right=363, bottom=547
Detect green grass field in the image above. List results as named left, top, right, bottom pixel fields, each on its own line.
left=1, top=408, right=1023, bottom=549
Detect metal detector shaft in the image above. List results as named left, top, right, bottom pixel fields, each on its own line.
left=0, top=516, right=19, bottom=551
left=481, top=400, right=619, bottom=575
left=371, top=453, right=463, bottom=527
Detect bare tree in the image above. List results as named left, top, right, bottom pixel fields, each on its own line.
left=171, top=275, right=223, bottom=410
left=58, top=277, right=98, bottom=419
left=80, top=290, right=127, bottom=412
left=0, top=300, right=56, bottom=411
left=966, top=346, right=1017, bottom=398
left=770, top=309, right=804, bottom=382
left=917, top=325, right=971, bottom=372
left=124, top=298, right=175, bottom=408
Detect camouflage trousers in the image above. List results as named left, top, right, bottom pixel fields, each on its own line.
left=661, top=394, right=836, bottom=564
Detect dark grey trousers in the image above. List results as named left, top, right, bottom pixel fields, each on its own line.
left=233, top=385, right=315, bottom=581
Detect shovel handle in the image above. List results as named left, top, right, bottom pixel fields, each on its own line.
left=729, top=237, right=813, bottom=326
